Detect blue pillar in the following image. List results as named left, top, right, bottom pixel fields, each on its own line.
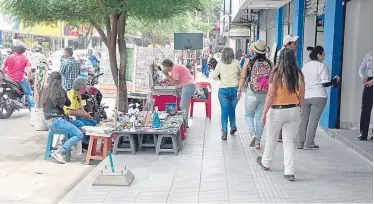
left=320, top=0, right=343, bottom=131
left=293, top=0, right=305, bottom=66
left=0, top=31, right=2, bottom=45
left=255, top=19, right=259, bottom=41
left=275, top=8, right=283, bottom=51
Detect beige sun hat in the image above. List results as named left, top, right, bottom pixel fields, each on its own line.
left=249, top=40, right=267, bottom=54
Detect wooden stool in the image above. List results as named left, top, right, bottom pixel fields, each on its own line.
left=85, top=133, right=112, bottom=165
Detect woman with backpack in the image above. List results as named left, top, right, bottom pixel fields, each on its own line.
left=213, top=47, right=240, bottom=140
left=256, top=48, right=305, bottom=181
left=297, top=46, right=340, bottom=150
left=238, top=40, right=272, bottom=149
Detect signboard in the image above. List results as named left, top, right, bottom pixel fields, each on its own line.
left=229, top=28, right=251, bottom=38
left=0, top=14, right=19, bottom=31
left=174, top=33, right=204, bottom=50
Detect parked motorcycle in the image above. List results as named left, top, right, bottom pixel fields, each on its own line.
left=82, top=73, right=108, bottom=124
left=0, top=71, right=34, bottom=119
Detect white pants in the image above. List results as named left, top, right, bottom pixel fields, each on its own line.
left=261, top=107, right=301, bottom=175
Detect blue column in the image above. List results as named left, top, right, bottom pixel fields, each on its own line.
left=320, top=0, right=343, bottom=131
left=255, top=19, right=259, bottom=41
left=292, top=0, right=305, bottom=66
left=0, top=31, right=2, bottom=45
left=275, top=8, right=283, bottom=51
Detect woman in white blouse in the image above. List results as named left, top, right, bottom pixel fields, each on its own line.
left=298, top=46, right=340, bottom=150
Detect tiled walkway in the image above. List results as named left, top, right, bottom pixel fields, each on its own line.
left=61, top=80, right=373, bottom=203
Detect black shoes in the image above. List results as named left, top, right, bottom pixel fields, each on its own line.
left=221, top=132, right=227, bottom=140
left=358, top=135, right=368, bottom=141
left=284, top=175, right=295, bottom=181
left=230, top=128, right=237, bottom=135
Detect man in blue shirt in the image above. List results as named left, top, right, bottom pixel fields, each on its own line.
left=88, top=49, right=100, bottom=72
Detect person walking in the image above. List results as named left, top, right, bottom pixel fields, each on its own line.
left=276, top=35, right=299, bottom=142
left=60, top=47, right=81, bottom=90
left=298, top=46, right=340, bottom=149
left=358, top=51, right=373, bottom=141
left=213, top=47, right=240, bottom=140
left=256, top=48, right=305, bottom=182
left=42, top=72, right=84, bottom=164
left=238, top=40, right=272, bottom=149
left=162, top=59, right=196, bottom=128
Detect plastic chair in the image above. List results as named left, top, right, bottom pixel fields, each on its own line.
left=189, top=82, right=212, bottom=120
left=44, top=130, right=71, bottom=162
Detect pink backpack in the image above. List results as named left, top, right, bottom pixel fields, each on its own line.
left=249, top=60, right=272, bottom=94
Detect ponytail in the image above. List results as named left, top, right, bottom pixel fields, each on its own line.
left=307, top=46, right=324, bottom=60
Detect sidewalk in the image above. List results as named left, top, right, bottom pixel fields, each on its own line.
left=61, top=79, right=373, bottom=203
left=0, top=111, right=96, bottom=203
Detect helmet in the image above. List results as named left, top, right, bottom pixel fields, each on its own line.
left=33, top=45, right=43, bottom=52
left=12, top=39, right=27, bottom=54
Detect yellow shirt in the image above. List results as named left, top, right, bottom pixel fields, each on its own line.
left=212, top=59, right=240, bottom=88
left=64, top=90, right=83, bottom=114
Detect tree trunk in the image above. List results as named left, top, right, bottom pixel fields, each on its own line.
left=117, top=14, right=128, bottom=113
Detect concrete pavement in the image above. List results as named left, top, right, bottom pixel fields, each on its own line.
left=61, top=79, right=373, bottom=203
left=0, top=110, right=95, bottom=203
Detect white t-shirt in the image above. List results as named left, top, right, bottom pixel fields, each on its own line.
left=302, top=61, right=330, bottom=99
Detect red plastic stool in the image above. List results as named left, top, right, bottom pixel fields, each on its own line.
left=189, top=82, right=212, bottom=120
left=85, top=134, right=112, bottom=165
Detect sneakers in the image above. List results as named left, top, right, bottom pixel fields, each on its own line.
left=304, top=144, right=319, bottom=150
left=230, top=128, right=237, bottom=135
left=284, top=175, right=295, bottom=181
left=249, top=134, right=256, bottom=147
left=221, top=132, right=228, bottom=140
left=256, top=156, right=269, bottom=171
left=255, top=140, right=261, bottom=149
left=51, top=151, right=66, bottom=164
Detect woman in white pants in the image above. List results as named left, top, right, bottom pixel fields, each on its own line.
left=256, top=48, right=305, bottom=182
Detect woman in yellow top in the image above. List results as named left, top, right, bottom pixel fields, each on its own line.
left=213, top=47, right=241, bottom=140
left=256, top=48, right=305, bottom=182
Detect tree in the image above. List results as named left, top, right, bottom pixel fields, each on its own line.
left=1, top=0, right=208, bottom=112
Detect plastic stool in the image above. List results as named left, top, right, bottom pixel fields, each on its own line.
left=85, top=133, right=112, bottom=165
left=155, top=134, right=179, bottom=155
left=113, top=133, right=137, bottom=155
left=44, top=130, right=71, bottom=162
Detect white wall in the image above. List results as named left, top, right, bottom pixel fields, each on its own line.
left=302, top=16, right=316, bottom=65
left=340, top=0, right=373, bottom=130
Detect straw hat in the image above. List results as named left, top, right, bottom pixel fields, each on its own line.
left=250, top=40, right=267, bottom=54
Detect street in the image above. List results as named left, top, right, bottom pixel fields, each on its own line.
left=0, top=110, right=95, bottom=203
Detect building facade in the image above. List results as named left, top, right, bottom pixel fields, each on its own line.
left=229, top=0, right=373, bottom=132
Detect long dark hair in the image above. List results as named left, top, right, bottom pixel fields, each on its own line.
left=270, top=48, right=304, bottom=94
left=42, top=72, right=67, bottom=108
left=249, top=53, right=272, bottom=69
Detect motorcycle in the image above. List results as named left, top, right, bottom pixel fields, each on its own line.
left=82, top=73, right=108, bottom=124
left=0, top=70, right=34, bottom=119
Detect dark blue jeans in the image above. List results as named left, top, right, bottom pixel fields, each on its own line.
left=218, top=87, right=238, bottom=133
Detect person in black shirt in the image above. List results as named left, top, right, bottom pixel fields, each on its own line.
left=42, top=71, right=84, bottom=164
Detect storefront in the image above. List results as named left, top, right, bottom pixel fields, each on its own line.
left=339, top=0, right=373, bottom=130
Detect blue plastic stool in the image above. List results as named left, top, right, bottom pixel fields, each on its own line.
left=44, top=130, right=71, bottom=162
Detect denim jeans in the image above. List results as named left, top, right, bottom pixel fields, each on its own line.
left=47, top=118, right=84, bottom=154
left=245, top=88, right=266, bottom=140
left=71, top=118, right=97, bottom=145
left=218, top=87, right=238, bottom=133
left=18, top=80, right=35, bottom=110
left=180, top=84, right=196, bottom=127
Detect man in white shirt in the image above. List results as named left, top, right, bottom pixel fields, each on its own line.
left=358, top=52, right=373, bottom=140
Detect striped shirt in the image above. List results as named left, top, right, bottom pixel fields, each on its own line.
left=359, top=52, right=373, bottom=78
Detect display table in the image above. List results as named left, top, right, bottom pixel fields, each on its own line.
left=112, top=112, right=185, bottom=155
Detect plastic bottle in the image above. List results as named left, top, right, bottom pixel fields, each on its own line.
left=152, top=106, right=161, bottom=128
left=130, top=115, right=136, bottom=131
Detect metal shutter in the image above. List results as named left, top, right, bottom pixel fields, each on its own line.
left=305, top=0, right=317, bottom=16
left=259, top=10, right=266, bottom=31
left=282, top=3, right=290, bottom=25
left=266, top=9, right=276, bottom=29
left=289, top=0, right=294, bottom=26
left=317, top=0, right=325, bottom=15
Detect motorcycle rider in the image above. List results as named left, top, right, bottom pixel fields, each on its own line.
left=31, top=45, right=49, bottom=108
left=1, top=40, right=35, bottom=110
left=88, top=49, right=100, bottom=73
